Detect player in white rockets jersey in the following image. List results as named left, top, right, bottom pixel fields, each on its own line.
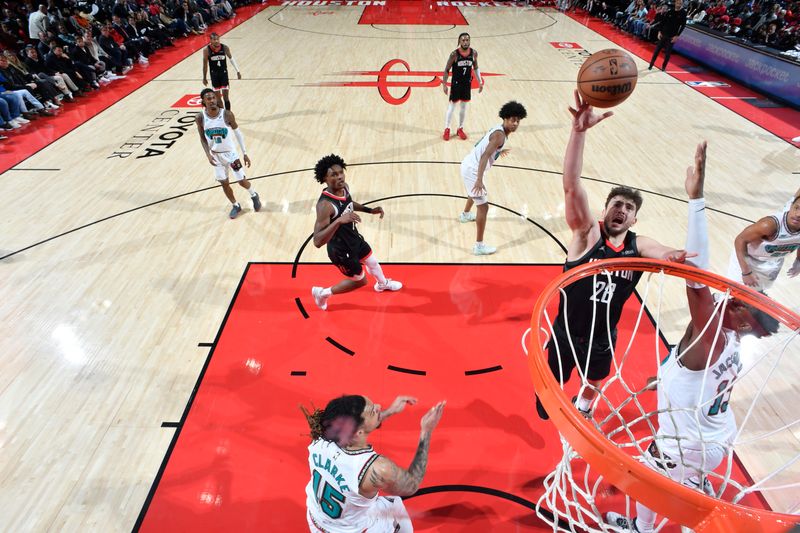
left=606, top=142, right=779, bottom=532
left=728, top=189, right=800, bottom=291
left=194, top=88, right=261, bottom=219
left=458, top=100, right=526, bottom=256
left=303, top=395, right=445, bottom=533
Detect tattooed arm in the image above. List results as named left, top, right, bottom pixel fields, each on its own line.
left=359, top=401, right=446, bottom=498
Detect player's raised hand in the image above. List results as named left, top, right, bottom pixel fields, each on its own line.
left=420, top=401, right=446, bottom=434
left=663, top=249, right=698, bottom=263
left=569, top=89, right=613, bottom=132
left=685, top=141, right=707, bottom=200
left=382, top=396, right=417, bottom=420
left=339, top=212, right=361, bottom=224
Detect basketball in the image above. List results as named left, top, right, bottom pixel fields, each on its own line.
left=577, top=49, right=638, bottom=108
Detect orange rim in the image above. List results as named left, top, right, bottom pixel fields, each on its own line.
left=528, top=258, right=800, bottom=532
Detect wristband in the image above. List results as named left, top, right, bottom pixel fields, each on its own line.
left=741, top=271, right=752, bottom=276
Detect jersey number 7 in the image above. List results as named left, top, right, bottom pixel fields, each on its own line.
left=312, top=469, right=346, bottom=519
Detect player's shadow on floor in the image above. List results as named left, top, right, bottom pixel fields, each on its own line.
left=461, top=398, right=547, bottom=449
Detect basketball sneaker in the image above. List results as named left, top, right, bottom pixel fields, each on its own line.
left=456, top=128, right=467, bottom=140
left=311, top=286, right=329, bottom=310
left=473, top=242, right=497, bottom=255
left=605, top=512, right=640, bottom=532
left=374, top=279, right=402, bottom=292
left=443, top=128, right=450, bottom=141
left=252, top=193, right=262, bottom=212
left=571, top=395, right=593, bottom=418
left=459, top=212, right=476, bottom=223
left=229, top=203, right=242, bottom=219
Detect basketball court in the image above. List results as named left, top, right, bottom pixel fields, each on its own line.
left=1, top=2, right=798, bottom=532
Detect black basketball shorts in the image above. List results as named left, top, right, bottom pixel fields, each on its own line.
left=449, top=80, right=471, bottom=102
left=328, top=240, right=372, bottom=278
left=210, top=71, right=229, bottom=90
left=546, top=325, right=617, bottom=383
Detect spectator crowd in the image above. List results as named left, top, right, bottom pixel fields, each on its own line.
left=558, top=0, right=800, bottom=60
left=0, top=0, right=257, bottom=139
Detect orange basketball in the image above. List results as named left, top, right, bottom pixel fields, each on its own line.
left=577, top=49, right=638, bottom=108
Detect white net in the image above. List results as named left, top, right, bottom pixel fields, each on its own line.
left=526, top=263, right=800, bottom=532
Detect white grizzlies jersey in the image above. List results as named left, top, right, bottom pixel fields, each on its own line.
left=305, top=439, right=380, bottom=533
left=727, top=198, right=800, bottom=286
left=202, top=109, right=237, bottom=154
left=461, top=125, right=506, bottom=178
left=747, top=202, right=800, bottom=262
left=657, top=329, right=740, bottom=450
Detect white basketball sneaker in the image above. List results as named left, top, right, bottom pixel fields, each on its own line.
left=374, top=279, right=402, bottom=292
left=605, top=512, right=640, bottom=531
left=311, top=286, right=329, bottom=310
left=459, top=212, right=476, bottom=223
left=473, top=242, right=497, bottom=255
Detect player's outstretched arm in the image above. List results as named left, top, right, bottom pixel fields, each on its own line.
left=380, top=396, right=417, bottom=422
left=360, top=401, right=445, bottom=498
left=352, top=201, right=384, bottom=219
left=681, top=141, right=723, bottom=369
left=563, top=90, right=611, bottom=255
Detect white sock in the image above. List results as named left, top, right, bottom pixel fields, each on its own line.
left=232, top=201, right=240, bottom=207
left=476, top=241, right=483, bottom=246
left=458, top=102, right=467, bottom=128
left=363, top=255, right=387, bottom=285
left=322, top=287, right=332, bottom=297
left=576, top=396, right=592, bottom=411
left=248, top=188, right=257, bottom=197
left=686, top=197, right=709, bottom=288
left=635, top=502, right=656, bottom=532
left=444, top=102, right=455, bottom=129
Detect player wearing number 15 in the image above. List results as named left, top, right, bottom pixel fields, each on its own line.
left=303, top=395, right=446, bottom=532
left=535, top=91, right=691, bottom=421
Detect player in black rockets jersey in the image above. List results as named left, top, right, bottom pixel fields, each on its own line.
left=442, top=32, right=483, bottom=141
left=202, top=33, right=241, bottom=110
left=535, top=91, right=694, bottom=420
left=311, top=154, right=402, bottom=311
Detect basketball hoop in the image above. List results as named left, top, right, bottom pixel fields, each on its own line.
left=528, top=258, right=800, bottom=532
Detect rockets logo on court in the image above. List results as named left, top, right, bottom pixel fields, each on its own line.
left=306, top=58, right=502, bottom=105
